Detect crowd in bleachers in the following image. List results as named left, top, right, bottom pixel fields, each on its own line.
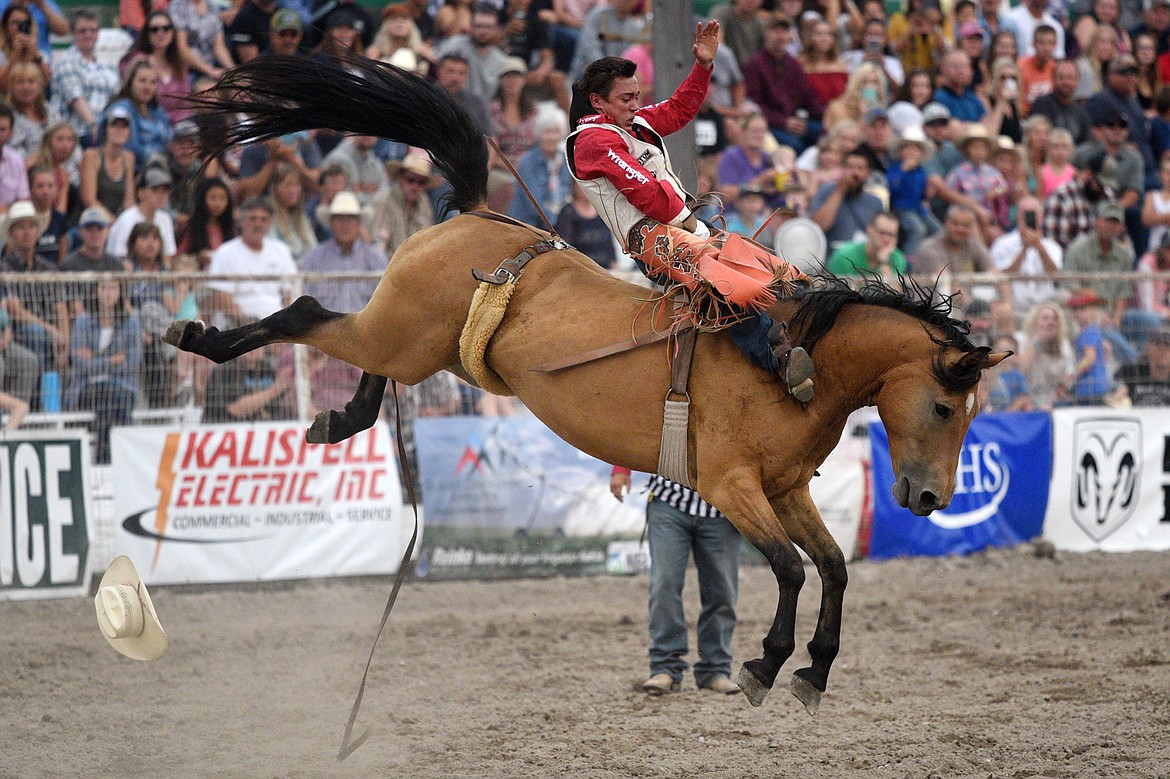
left=1, top=0, right=1170, bottom=462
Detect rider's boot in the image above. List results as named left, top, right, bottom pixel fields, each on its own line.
left=768, top=321, right=815, bottom=403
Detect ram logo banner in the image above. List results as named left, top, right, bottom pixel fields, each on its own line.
left=1044, top=409, right=1170, bottom=552
left=868, top=412, right=1051, bottom=559
left=1071, top=418, right=1139, bottom=541
left=0, top=433, right=92, bottom=601
left=111, top=423, right=405, bottom=585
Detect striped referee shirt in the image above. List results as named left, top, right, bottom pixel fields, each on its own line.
left=647, top=474, right=724, bottom=519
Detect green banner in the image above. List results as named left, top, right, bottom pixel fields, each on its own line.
left=0, top=435, right=92, bottom=599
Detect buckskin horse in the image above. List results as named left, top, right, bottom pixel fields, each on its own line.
left=168, top=54, right=1008, bottom=712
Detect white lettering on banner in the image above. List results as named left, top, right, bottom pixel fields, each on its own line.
left=13, top=445, right=43, bottom=586
left=606, top=149, right=650, bottom=183
left=0, top=441, right=84, bottom=591
left=928, top=443, right=1009, bottom=530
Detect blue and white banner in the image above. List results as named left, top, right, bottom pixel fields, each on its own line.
left=868, top=412, right=1051, bottom=559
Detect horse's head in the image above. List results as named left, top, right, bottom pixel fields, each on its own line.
left=876, top=345, right=1010, bottom=515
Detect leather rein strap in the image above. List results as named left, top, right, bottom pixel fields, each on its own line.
left=466, top=210, right=568, bottom=285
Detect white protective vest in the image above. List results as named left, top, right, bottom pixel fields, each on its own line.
left=565, top=117, right=692, bottom=250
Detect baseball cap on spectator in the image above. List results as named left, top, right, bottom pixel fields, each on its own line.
left=172, top=119, right=200, bottom=139
left=271, top=8, right=302, bottom=32
left=107, top=105, right=132, bottom=124
left=325, top=6, right=362, bottom=30
left=1096, top=201, right=1124, bottom=221
left=328, top=191, right=362, bottom=216
left=1147, top=326, right=1170, bottom=346
left=1093, top=109, right=1128, bottom=128
left=1066, top=290, right=1106, bottom=309
left=1147, top=0, right=1170, bottom=8
left=863, top=107, right=888, bottom=126
left=141, top=166, right=173, bottom=189
left=958, top=22, right=984, bottom=39
left=498, top=56, right=528, bottom=78
left=79, top=206, right=112, bottom=228
left=382, top=3, right=411, bottom=18
left=4, top=200, right=36, bottom=233
left=922, top=102, right=951, bottom=125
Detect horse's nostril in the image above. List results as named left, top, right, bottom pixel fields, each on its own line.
left=919, top=491, right=938, bottom=510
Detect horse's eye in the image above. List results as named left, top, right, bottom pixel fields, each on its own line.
left=934, top=403, right=954, bottom=420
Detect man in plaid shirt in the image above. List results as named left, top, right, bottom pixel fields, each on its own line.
left=1042, top=152, right=1116, bottom=250
left=50, top=9, right=120, bottom=144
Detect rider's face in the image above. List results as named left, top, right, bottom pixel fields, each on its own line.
left=591, top=76, right=640, bottom=130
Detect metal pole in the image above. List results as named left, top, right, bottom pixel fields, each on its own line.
left=652, top=0, right=699, bottom=193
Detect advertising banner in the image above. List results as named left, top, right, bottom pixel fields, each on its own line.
left=0, top=432, right=92, bottom=600
left=413, top=416, right=647, bottom=579
left=110, top=422, right=405, bottom=584
left=869, top=412, right=1051, bottom=559
left=1044, top=408, right=1170, bottom=551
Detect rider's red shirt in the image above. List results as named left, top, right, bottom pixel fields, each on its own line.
left=572, top=63, right=711, bottom=225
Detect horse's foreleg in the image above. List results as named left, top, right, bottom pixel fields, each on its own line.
left=770, top=489, right=848, bottom=716
left=306, top=372, right=388, bottom=444
left=707, top=471, right=805, bottom=708
left=164, top=296, right=345, bottom=363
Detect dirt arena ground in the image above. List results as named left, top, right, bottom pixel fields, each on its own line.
left=5, top=545, right=1170, bottom=779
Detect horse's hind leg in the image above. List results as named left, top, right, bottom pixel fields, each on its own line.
left=306, top=371, right=388, bottom=444
left=707, top=471, right=806, bottom=708
left=770, top=489, right=848, bottom=715
left=164, top=296, right=345, bottom=363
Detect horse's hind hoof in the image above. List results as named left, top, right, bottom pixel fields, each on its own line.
left=790, top=674, right=822, bottom=715
left=737, top=664, right=770, bottom=708
left=306, top=410, right=338, bottom=444
left=164, top=319, right=204, bottom=349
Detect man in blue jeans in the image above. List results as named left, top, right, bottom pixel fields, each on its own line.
left=611, top=467, right=742, bottom=695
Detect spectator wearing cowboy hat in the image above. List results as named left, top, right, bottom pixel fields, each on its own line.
left=369, top=152, right=437, bottom=258
left=0, top=200, right=64, bottom=375
left=300, top=191, right=389, bottom=413
left=944, top=123, right=1009, bottom=241
left=887, top=125, right=941, bottom=255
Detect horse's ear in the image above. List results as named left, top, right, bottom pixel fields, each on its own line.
left=950, top=346, right=992, bottom=373
left=983, top=351, right=1013, bottom=370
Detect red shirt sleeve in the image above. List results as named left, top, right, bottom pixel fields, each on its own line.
left=635, top=63, right=712, bottom=137
left=572, top=125, right=690, bottom=225
left=612, top=466, right=632, bottom=476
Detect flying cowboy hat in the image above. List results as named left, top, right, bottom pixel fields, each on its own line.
left=94, top=555, right=168, bottom=661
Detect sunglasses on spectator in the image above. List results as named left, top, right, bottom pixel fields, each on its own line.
left=402, top=174, right=429, bottom=185
left=1115, top=67, right=1139, bottom=76
left=276, top=29, right=301, bottom=37
left=149, top=24, right=173, bottom=33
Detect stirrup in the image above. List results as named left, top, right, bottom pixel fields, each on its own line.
left=768, top=322, right=815, bottom=403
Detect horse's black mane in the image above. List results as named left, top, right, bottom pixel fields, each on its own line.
left=788, top=273, right=989, bottom=392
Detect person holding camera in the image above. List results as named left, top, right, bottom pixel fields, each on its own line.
left=989, top=195, right=1063, bottom=309
left=0, top=4, right=50, bottom=93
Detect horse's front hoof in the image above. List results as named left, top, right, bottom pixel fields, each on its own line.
left=737, top=663, right=770, bottom=707
left=306, top=410, right=338, bottom=444
left=790, top=673, right=822, bottom=715
left=164, top=319, right=204, bottom=349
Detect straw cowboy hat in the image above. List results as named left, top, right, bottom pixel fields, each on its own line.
left=957, top=124, right=992, bottom=152
left=94, top=555, right=168, bottom=661
left=386, top=152, right=439, bottom=186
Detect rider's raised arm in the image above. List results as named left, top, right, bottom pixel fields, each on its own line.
left=634, top=63, right=712, bottom=138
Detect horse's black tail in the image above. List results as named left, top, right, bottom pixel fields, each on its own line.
left=191, top=54, right=489, bottom=213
